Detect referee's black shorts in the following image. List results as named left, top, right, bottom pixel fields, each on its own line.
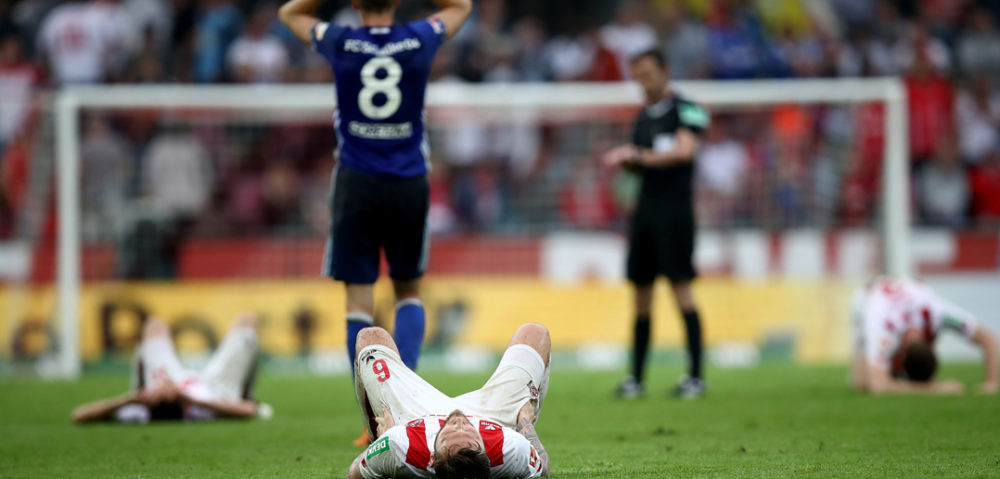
left=323, top=165, right=430, bottom=284
left=626, top=208, right=697, bottom=286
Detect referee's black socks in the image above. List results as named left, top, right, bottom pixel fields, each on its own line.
left=631, top=314, right=651, bottom=384
left=681, top=309, right=703, bottom=380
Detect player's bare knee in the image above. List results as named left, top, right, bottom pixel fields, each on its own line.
left=509, top=323, right=550, bottom=364
left=233, top=314, right=258, bottom=330
left=142, top=318, right=169, bottom=340
left=355, top=327, right=399, bottom=357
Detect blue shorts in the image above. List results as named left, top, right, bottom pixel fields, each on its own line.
left=323, top=165, right=430, bottom=284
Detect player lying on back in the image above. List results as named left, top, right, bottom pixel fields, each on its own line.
left=72, top=315, right=270, bottom=423
left=347, top=324, right=551, bottom=478
left=850, top=276, right=999, bottom=395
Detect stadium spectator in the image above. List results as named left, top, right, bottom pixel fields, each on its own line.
left=116, top=123, right=211, bottom=278
left=72, top=315, right=270, bottom=423
left=259, top=159, right=302, bottom=230
left=704, top=6, right=761, bottom=79
left=656, top=2, right=709, bottom=80
left=894, top=22, right=951, bottom=75
left=696, top=118, right=748, bottom=227
left=0, top=31, right=41, bottom=162
left=599, top=0, right=657, bottom=79
left=905, top=43, right=954, bottom=164
left=125, top=25, right=166, bottom=83
left=957, top=7, right=1000, bottom=84
left=347, top=323, right=550, bottom=478
left=850, top=277, right=999, bottom=395
left=80, top=115, right=132, bottom=241
left=227, top=4, right=289, bottom=83
left=511, top=16, right=547, bottom=82
left=837, top=26, right=894, bottom=77
left=969, top=151, right=1000, bottom=228
left=558, top=160, right=616, bottom=230
left=122, top=0, right=172, bottom=57
left=141, top=124, right=213, bottom=218
left=0, top=132, right=30, bottom=239
left=544, top=21, right=622, bottom=82
left=955, top=75, right=1000, bottom=164
left=193, top=0, right=242, bottom=83
left=36, top=0, right=137, bottom=84
left=915, top=139, right=969, bottom=227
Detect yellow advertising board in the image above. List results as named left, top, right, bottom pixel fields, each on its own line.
left=0, top=277, right=857, bottom=362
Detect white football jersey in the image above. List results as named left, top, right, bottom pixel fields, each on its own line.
left=857, top=277, right=979, bottom=366
left=359, top=414, right=545, bottom=479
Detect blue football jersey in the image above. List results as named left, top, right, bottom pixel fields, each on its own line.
left=312, top=18, right=446, bottom=178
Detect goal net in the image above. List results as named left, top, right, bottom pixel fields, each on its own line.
left=8, top=79, right=910, bottom=378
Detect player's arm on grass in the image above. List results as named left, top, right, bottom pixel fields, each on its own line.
left=863, top=363, right=964, bottom=395
left=347, top=428, right=400, bottom=479
left=516, top=404, right=550, bottom=477
left=71, top=391, right=142, bottom=423
left=181, top=395, right=259, bottom=418
left=970, top=326, right=999, bottom=394
left=429, top=0, right=474, bottom=42
left=346, top=454, right=365, bottom=479
left=278, top=0, right=324, bottom=44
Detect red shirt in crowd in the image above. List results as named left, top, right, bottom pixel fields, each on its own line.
left=969, top=162, right=1000, bottom=221
left=906, top=74, right=954, bottom=160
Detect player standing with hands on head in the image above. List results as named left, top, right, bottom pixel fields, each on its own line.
left=604, top=50, right=710, bottom=399
left=279, top=0, right=472, bottom=417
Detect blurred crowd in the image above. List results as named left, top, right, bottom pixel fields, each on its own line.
left=2, top=0, right=1000, bottom=257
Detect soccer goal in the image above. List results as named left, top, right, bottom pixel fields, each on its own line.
left=45, top=79, right=909, bottom=378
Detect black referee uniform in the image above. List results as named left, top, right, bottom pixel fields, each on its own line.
left=623, top=94, right=710, bottom=398
left=626, top=96, right=707, bottom=284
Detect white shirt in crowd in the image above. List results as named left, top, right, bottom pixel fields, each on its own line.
left=227, top=34, right=290, bottom=84
left=37, top=1, right=136, bottom=84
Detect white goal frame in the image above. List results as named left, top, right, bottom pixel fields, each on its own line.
left=53, top=79, right=909, bottom=378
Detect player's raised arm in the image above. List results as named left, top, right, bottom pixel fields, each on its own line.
left=429, top=0, right=473, bottom=42
left=278, top=0, right=324, bottom=44
left=970, top=326, right=999, bottom=394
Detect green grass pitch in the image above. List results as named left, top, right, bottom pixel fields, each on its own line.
left=1, top=364, right=998, bottom=478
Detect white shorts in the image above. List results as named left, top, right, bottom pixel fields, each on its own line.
left=454, top=344, right=548, bottom=428
left=355, top=343, right=549, bottom=432
left=134, top=325, right=259, bottom=402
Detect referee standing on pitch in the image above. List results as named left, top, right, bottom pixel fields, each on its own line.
left=604, top=50, right=710, bottom=399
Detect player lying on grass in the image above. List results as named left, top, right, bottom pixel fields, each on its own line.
left=850, top=276, right=999, bottom=395
left=347, top=323, right=551, bottom=478
left=72, top=315, right=269, bottom=423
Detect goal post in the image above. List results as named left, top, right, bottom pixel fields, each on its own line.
left=51, top=78, right=910, bottom=379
